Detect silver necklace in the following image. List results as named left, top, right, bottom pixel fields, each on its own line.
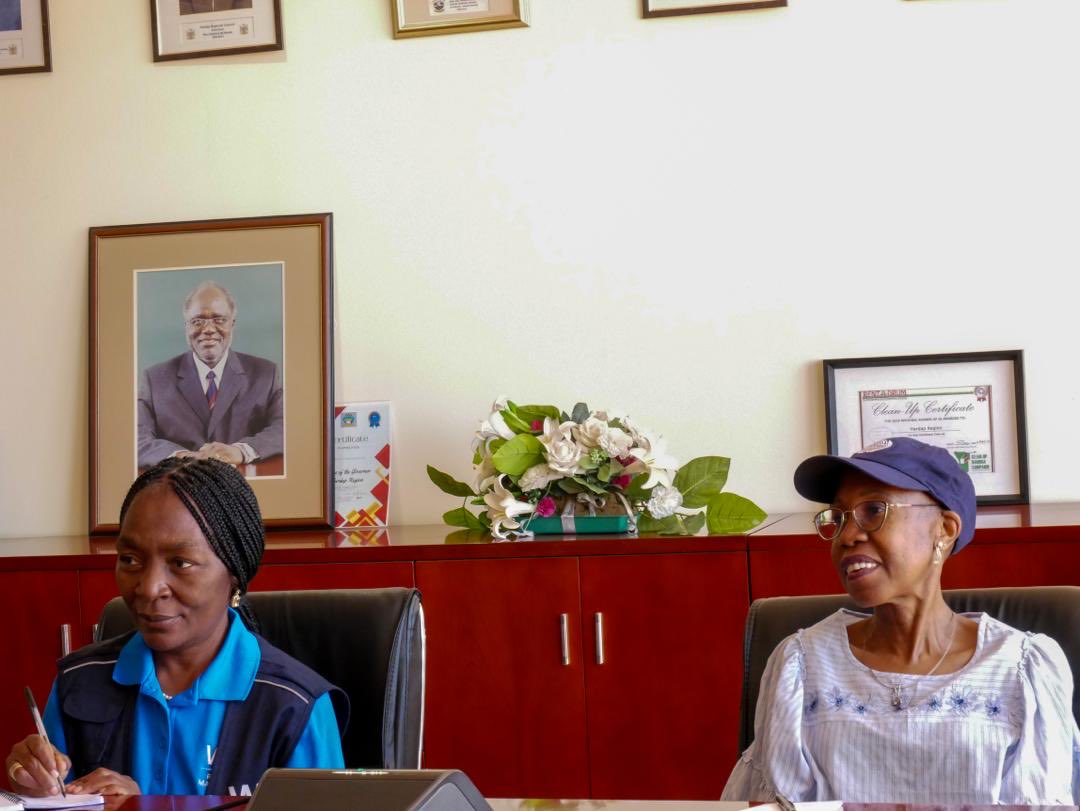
left=862, top=613, right=957, bottom=710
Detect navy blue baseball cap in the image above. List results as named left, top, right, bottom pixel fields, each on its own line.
left=793, top=437, right=977, bottom=553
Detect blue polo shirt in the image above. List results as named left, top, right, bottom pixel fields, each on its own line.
left=43, top=610, right=344, bottom=794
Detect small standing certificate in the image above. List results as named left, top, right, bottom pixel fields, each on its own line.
left=334, top=402, right=391, bottom=528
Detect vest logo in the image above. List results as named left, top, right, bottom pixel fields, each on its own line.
left=228, top=785, right=252, bottom=797
left=199, top=745, right=216, bottom=789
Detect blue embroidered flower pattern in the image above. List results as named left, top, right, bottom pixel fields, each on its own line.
left=851, top=697, right=870, bottom=715
left=804, top=692, right=819, bottom=715
left=827, top=687, right=848, bottom=711
left=948, top=686, right=979, bottom=715
left=926, top=694, right=944, bottom=712
left=984, top=695, right=1003, bottom=719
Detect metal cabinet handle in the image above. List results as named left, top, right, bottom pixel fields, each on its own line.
left=595, top=612, right=605, bottom=665
left=559, top=613, right=570, bottom=666
left=60, top=624, right=72, bottom=657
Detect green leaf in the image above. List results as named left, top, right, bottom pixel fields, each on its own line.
left=681, top=512, right=706, bottom=535
left=578, top=454, right=598, bottom=471
left=571, top=476, right=608, bottom=495
left=673, top=456, right=731, bottom=509
left=558, top=478, right=586, bottom=494
left=705, top=492, right=767, bottom=535
left=517, top=404, right=560, bottom=424
left=500, top=409, right=534, bottom=434
left=427, top=465, right=476, bottom=498
left=597, top=463, right=611, bottom=483
left=472, top=449, right=482, bottom=466
left=637, top=514, right=683, bottom=534
left=492, top=433, right=545, bottom=476
left=443, top=507, right=486, bottom=531
left=622, top=474, right=652, bottom=503
left=571, top=402, right=590, bottom=424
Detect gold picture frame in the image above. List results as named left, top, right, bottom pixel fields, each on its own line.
left=392, top=0, right=529, bottom=39
left=643, top=0, right=785, bottom=17
left=89, top=214, right=334, bottom=533
left=0, top=0, right=51, bottom=76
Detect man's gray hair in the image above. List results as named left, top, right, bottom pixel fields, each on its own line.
left=183, top=281, right=237, bottom=319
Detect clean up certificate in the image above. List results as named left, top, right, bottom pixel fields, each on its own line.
left=334, top=402, right=391, bottom=528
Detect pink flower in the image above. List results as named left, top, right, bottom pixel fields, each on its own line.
left=536, top=496, right=557, bottom=517
left=612, top=474, right=632, bottom=489
left=531, top=420, right=544, bottom=431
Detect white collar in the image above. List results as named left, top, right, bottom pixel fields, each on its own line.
left=191, top=349, right=229, bottom=394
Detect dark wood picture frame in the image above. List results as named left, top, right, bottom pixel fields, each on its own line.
left=0, top=0, right=51, bottom=76
left=150, top=0, right=284, bottom=62
left=823, top=350, right=1029, bottom=505
left=642, top=0, right=785, bottom=17
left=89, top=213, right=334, bottom=533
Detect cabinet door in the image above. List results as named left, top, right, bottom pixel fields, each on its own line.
left=79, top=569, right=119, bottom=646
left=0, top=571, right=81, bottom=763
left=416, top=557, right=589, bottom=799
left=580, top=553, right=749, bottom=800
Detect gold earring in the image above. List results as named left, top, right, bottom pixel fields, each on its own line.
left=932, top=541, right=945, bottom=565
left=230, top=589, right=241, bottom=608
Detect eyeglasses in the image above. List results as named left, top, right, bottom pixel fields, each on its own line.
left=187, top=316, right=232, bottom=329
left=813, top=500, right=940, bottom=541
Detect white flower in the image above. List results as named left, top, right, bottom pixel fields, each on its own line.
left=626, top=431, right=680, bottom=490
left=471, top=397, right=516, bottom=454
left=473, top=452, right=497, bottom=492
left=598, top=426, right=633, bottom=459
left=572, top=417, right=633, bottom=460
left=483, top=475, right=535, bottom=537
left=519, top=462, right=563, bottom=492
left=539, top=417, right=585, bottom=476
left=647, top=485, right=684, bottom=519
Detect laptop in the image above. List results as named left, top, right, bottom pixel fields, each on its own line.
left=247, top=768, right=492, bottom=811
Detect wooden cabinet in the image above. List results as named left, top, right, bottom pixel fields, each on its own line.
left=250, top=561, right=414, bottom=591
left=0, top=570, right=81, bottom=765
left=416, top=557, right=590, bottom=799
left=417, top=551, right=747, bottom=800
left=580, top=553, right=747, bottom=800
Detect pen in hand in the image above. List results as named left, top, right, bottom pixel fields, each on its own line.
left=23, top=687, right=66, bottom=798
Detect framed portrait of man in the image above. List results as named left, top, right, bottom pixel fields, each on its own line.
left=90, top=214, right=333, bottom=533
left=0, top=0, right=51, bottom=75
left=150, top=0, right=282, bottom=61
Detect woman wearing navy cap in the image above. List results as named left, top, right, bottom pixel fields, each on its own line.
left=722, top=437, right=1079, bottom=804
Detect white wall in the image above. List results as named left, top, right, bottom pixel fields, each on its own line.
left=2, top=0, right=1077, bottom=538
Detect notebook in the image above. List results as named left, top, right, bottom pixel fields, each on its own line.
left=0, top=791, right=104, bottom=810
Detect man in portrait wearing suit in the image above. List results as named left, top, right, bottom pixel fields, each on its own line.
left=0, top=0, right=22, bottom=32
left=138, top=280, right=284, bottom=469
left=178, top=0, right=253, bottom=15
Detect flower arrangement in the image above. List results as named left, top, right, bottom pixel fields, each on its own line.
left=427, top=398, right=766, bottom=539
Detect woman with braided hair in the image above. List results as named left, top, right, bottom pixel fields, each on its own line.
left=5, top=458, right=347, bottom=797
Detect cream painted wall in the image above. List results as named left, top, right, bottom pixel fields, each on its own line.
left=1, top=0, right=1077, bottom=538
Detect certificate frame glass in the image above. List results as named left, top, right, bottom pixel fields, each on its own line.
left=392, top=0, right=529, bottom=39
left=642, top=0, right=786, bottom=18
left=0, top=0, right=51, bottom=76
left=89, top=213, right=334, bottom=533
left=823, top=350, right=1029, bottom=505
left=150, top=0, right=283, bottom=62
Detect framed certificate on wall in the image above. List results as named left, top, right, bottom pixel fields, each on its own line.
left=150, top=0, right=283, bottom=61
left=823, top=350, right=1029, bottom=504
left=0, top=0, right=51, bottom=75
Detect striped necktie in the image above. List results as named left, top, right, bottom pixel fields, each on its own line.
left=206, top=370, right=218, bottom=409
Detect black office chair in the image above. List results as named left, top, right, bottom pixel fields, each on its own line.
left=738, top=586, right=1080, bottom=752
left=96, top=588, right=426, bottom=769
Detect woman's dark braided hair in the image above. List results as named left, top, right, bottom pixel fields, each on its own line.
left=119, top=457, right=265, bottom=632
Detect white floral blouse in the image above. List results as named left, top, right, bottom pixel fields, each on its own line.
left=721, top=609, right=1080, bottom=804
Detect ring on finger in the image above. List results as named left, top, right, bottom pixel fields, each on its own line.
left=7, top=761, right=25, bottom=783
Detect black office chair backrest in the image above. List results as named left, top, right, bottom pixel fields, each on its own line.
left=97, top=588, right=425, bottom=769
left=739, top=586, right=1080, bottom=752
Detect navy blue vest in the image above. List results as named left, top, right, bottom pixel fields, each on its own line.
left=55, top=632, right=349, bottom=795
